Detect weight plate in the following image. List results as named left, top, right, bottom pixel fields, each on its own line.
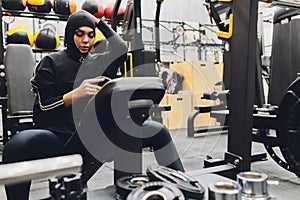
left=277, top=77, right=300, bottom=177
left=116, top=174, right=149, bottom=200
left=146, top=165, right=205, bottom=199
left=208, top=180, right=241, bottom=200
left=126, top=181, right=185, bottom=200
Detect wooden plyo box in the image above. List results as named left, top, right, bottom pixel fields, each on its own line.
left=166, top=61, right=223, bottom=130
left=160, top=93, right=192, bottom=130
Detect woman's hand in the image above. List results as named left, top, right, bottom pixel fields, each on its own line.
left=63, top=77, right=105, bottom=107
left=73, top=78, right=101, bottom=98
left=81, top=10, right=100, bottom=25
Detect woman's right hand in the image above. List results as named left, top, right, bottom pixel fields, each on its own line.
left=63, top=78, right=104, bottom=107
left=73, top=78, right=102, bottom=98
left=80, top=10, right=100, bottom=25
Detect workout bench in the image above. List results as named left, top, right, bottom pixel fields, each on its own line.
left=1, top=44, right=36, bottom=144
left=77, top=77, right=166, bottom=182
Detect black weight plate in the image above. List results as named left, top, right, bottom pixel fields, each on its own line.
left=116, top=174, right=149, bottom=200
left=277, top=77, right=300, bottom=177
left=126, top=181, right=185, bottom=200
left=146, top=165, right=205, bottom=199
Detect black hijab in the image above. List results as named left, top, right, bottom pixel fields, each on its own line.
left=64, top=11, right=96, bottom=62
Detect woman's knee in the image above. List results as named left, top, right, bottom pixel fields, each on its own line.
left=142, top=120, right=173, bottom=149
left=143, top=120, right=171, bottom=137
left=3, top=129, right=63, bottom=163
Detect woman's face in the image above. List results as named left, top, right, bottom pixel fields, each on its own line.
left=73, top=26, right=95, bottom=53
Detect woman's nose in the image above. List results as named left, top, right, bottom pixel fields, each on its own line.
left=82, top=35, right=89, bottom=42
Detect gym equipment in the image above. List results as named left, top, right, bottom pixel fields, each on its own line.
left=211, top=76, right=300, bottom=177
left=104, top=2, right=125, bottom=20
left=81, top=0, right=104, bottom=18
left=49, top=173, right=87, bottom=200
left=0, top=154, right=82, bottom=185
left=203, top=0, right=259, bottom=176
left=0, top=44, right=36, bottom=143
left=119, top=0, right=134, bottom=36
left=2, top=0, right=27, bottom=11
left=27, top=0, right=52, bottom=13
left=204, top=0, right=233, bottom=40
left=111, top=0, right=158, bottom=77
left=92, top=31, right=106, bottom=51
left=237, top=171, right=269, bottom=199
left=270, top=0, right=300, bottom=8
left=276, top=76, right=300, bottom=177
left=201, top=0, right=300, bottom=179
left=52, top=0, right=77, bottom=15
left=115, top=174, right=149, bottom=200
left=268, top=11, right=300, bottom=106
left=251, top=9, right=300, bottom=176
left=187, top=89, right=229, bottom=138
left=166, top=71, right=184, bottom=94
left=84, top=173, right=235, bottom=199
left=208, top=180, right=241, bottom=200
left=147, top=165, right=205, bottom=199
left=126, top=181, right=185, bottom=200
left=76, top=76, right=165, bottom=181
left=0, top=0, right=71, bottom=144
left=34, top=28, right=60, bottom=50
left=6, top=26, right=34, bottom=46
left=154, top=0, right=163, bottom=63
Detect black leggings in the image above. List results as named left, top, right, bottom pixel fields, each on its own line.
left=3, top=120, right=184, bottom=200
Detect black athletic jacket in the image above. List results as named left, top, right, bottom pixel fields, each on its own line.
left=31, top=20, right=128, bottom=139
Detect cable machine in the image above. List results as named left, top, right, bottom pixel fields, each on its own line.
left=111, top=0, right=166, bottom=77
left=204, top=0, right=300, bottom=178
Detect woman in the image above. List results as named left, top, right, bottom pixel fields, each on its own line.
left=3, top=10, right=184, bottom=200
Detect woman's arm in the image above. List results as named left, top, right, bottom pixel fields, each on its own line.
left=85, top=11, right=128, bottom=66
left=96, top=18, right=128, bottom=54
left=32, top=55, right=103, bottom=109
left=31, top=56, right=66, bottom=111
left=63, top=78, right=101, bottom=107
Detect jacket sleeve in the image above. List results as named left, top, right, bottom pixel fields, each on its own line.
left=31, top=56, right=65, bottom=112
left=96, top=19, right=128, bottom=54
left=95, top=19, right=128, bottom=78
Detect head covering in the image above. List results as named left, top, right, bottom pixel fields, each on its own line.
left=64, top=10, right=96, bottom=62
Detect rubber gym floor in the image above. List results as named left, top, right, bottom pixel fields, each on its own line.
left=1, top=128, right=300, bottom=199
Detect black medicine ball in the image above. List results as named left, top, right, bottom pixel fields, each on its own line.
left=34, top=28, right=60, bottom=50
left=2, top=0, right=27, bottom=11
left=27, top=0, right=52, bottom=13
left=53, top=0, right=77, bottom=15
left=6, top=26, right=34, bottom=46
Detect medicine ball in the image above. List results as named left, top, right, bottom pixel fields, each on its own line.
left=34, top=28, right=60, bottom=50
left=6, top=26, right=34, bottom=46
left=2, top=0, right=27, bottom=11
left=104, top=2, right=125, bottom=20
left=27, top=0, right=52, bottom=13
left=53, top=0, right=77, bottom=15
left=94, top=31, right=106, bottom=45
left=81, top=0, right=104, bottom=18
left=92, top=31, right=106, bottom=51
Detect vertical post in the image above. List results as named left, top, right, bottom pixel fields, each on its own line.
left=111, top=0, right=122, bottom=31
left=227, top=0, right=258, bottom=171
left=132, top=0, right=144, bottom=51
left=155, top=0, right=162, bottom=63
left=0, top=2, right=4, bottom=65
left=0, top=2, right=5, bottom=93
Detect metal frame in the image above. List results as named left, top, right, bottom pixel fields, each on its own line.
left=0, top=3, right=6, bottom=98
left=226, top=0, right=259, bottom=172
left=0, top=0, right=263, bottom=177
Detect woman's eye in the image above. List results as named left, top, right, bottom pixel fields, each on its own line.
left=75, top=30, right=84, bottom=37
left=88, top=32, right=95, bottom=39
